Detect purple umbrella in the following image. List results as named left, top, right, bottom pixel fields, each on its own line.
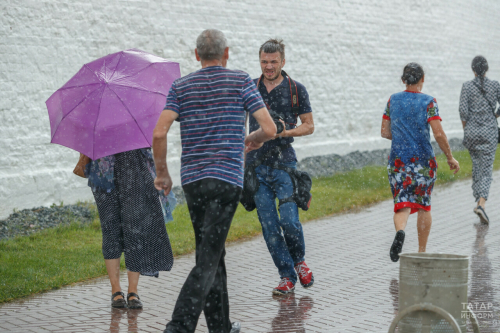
left=46, top=49, right=180, bottom=160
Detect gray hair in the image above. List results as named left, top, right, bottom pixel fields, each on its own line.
left=196, top=29, right=227, bottom=60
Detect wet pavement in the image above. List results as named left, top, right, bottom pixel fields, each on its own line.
left=2, top=172, right=500, bottom=332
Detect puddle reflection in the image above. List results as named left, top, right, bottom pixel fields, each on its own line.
left=109, top=308, right=142, bottom=332
left=390, top=278, right=399, bottom=316
left=469, top=223, right=498, bottom=332
left=268, top=294, right=314, bottom=333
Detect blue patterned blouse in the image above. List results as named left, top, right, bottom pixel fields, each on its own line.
left=383, top=90, right=442, bottom=164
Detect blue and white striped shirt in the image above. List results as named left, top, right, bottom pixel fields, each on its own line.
left=164, top=66, right=266, bottom=188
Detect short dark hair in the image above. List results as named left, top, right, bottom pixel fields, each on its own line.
left=196, top=29, right=227, bottom=60
left=259, top=39, right=285, bottom=61
left=401, top=63, right=425, bottom=85
left=472, top=55, right=488, bottom=77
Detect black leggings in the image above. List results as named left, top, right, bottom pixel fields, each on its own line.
left=166, top=178, right=241, bottom=333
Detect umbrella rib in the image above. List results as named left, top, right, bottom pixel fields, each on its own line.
left=51, top=85, right=103, bottom=142
left=57, top=82, right=101, bottom=91
left=118, top=62, right=156, bottom=80
left=108, top=52, right=125, bottom=82
left=107, top=85, right=151, bottom=146
left=92, top=86, right=107, bottom=159
left=110, top=62, right=172, bottom=91
left=84, top=64, right=103, bottom=81
left=109, top=83, right=167, bottom=96
left=58, top=65, right=102, bottom=91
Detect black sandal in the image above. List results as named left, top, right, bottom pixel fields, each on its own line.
left=127, top=292, right=143, bottom=309
left=111, top=291, right=127, bottom=308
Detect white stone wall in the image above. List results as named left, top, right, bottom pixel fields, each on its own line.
left=1, top=0, right=500, bottom=218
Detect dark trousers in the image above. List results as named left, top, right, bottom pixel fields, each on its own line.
left=166, top=178, right=241, bottom=333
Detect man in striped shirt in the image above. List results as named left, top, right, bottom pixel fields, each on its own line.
left=153, top=29, right=276, bottom=333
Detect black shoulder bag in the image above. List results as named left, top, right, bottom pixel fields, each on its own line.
left=240, top=147, right=276, bottom=212
left=276, top=163, right=313, bottom=211
left=473, top=81, right=500, bottom=143
left=240, top=145, right=313, bottom=212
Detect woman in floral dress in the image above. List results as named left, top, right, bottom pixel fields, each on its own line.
left=381, top=63, right=460, bottom=262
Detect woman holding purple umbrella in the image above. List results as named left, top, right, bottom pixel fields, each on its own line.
left=86, top=149, right=176, bottom=309
left=45, top=49, right=181, bottom=309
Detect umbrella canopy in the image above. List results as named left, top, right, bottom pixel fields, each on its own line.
left=46, top=49, right=180, bottom=160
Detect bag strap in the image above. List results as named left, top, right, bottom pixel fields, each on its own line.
left=278, top=197, right=295, bottom=207
left=281, top=70, right=300, bottom=117
left=257, top=71, right=300, bottom=118
left=473, top=81, right=498, bottom=122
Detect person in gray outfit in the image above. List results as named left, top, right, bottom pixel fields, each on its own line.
left=459, top=55, right=500, bottom=223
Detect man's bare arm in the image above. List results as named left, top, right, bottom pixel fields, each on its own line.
left=152, top=109, right=178, bottom=194
left=278, top=113, right=314, bottom=138
left=245, top=107, right=276, bottom=152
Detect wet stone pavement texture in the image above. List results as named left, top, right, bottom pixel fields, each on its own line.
left=2, top=172, right=500, bottom=332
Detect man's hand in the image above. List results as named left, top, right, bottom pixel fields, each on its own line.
left=152, top=109, right=178, bottom=194
left=274, top=113, right=314, bottom=138
left=154, top=174, right=173, bottom=196
left=273, top=119, right=287, bottom=139
left=245, top=135, right=264, bottom=152
left=243, top=108, right=276, bottom=153
left=252, top=108, right=277, bottom=140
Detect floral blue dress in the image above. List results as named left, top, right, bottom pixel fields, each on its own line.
left=85, top=148, right=176, bottom=223
left=383, top=91, right=442, bottom=214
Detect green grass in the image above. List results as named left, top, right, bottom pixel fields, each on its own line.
left=1, top=148, right=498, bottom=303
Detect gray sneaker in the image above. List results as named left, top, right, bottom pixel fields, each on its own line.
left=230, top=322, right=241, bottom=333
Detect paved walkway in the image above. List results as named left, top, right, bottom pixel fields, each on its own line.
left=2, top=172, right=500, bottom=332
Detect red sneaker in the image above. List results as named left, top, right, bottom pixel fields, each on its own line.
left=272, top=277, right=295, bottom=295
left=294, top=261, right=314, bottom=288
